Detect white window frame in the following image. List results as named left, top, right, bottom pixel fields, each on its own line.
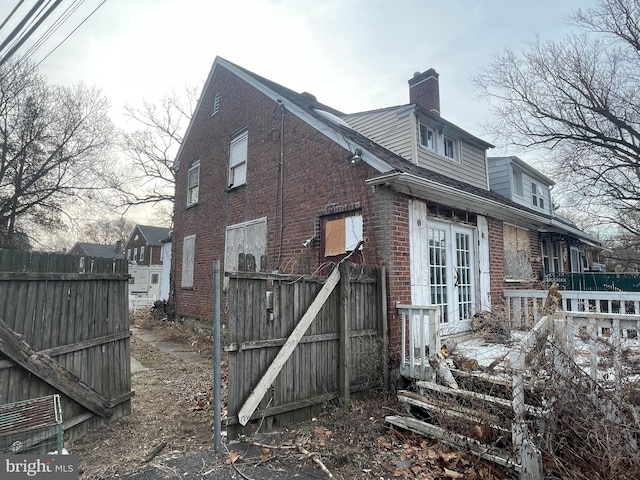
left=127, top=248, right=132, bottom=260
left=133, top=247, right=138, bottom=261
left=187, top=160, right=200, bottom=206
left=228, top=130, right=248, bottom=188
left=181, top=234, right=196, bottom=288
left=419, top=123, right=435, bottom=150
left=542, top=238, right=563, bottom=274
left=512, top=168, right=524, bottom=198
left=140, top=246, right=145, bottom=262
left=418, top=120, right=460, bottom=162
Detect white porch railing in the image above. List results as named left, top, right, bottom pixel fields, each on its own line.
left=504, top=289, right=640, bottom=330
left=396, top=305, right=441, bottom=381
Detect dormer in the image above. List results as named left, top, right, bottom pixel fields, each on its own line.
left=342, top=68, right=493, bottom=190
left=488, top=156, right=554, bottom=214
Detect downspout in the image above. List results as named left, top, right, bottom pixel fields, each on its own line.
left=275, top=100, right=285, bottom=269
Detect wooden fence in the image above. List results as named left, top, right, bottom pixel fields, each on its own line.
left=0, top=249, right=132, bottom=449
left=225, top=263, right=387, bottom=438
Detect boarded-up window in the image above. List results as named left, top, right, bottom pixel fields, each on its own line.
left=224, top=218, right=267, bottom=286
left=181, top=234, right=196, bottom=288
left=324, top=214, right=363, bottom=257
left=503, top=224, right=533, bottom=280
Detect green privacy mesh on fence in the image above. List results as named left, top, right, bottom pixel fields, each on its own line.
left=544, top=272, right=640, bottom=292
left=0, top=394, right=63, bottom=454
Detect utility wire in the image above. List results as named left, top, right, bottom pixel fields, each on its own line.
left=20, top=0, right=85, bottom=64
left=34, top=0, right=106, bottom=69
left=0, top=0, right=47, bottom=55
left=0, top=0, right=64, bottom=68
left=0, top=0, right=26, bottom=33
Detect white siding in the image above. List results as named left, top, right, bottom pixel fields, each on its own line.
left=416, top=139, right=488, bottom=190
left=343, top=109, right=414, bottom=160
left=488, top=158, right=512, bottom=196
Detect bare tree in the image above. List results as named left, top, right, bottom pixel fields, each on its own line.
left=0, top=60, right=115, bottom=249
left=474, top=0, right=640, bottom=236
left=81, top=217, right=134, bottom=246
left=113, top=86, right=199, bottom=220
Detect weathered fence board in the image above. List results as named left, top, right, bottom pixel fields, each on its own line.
left=0, top=249, right=131, bottom=449
left=226, top=264, right=386, bottom=438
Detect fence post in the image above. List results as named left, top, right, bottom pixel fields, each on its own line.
left=339, top=262, right=351, bottom=407
left=212, top=260, right=222, bottom=453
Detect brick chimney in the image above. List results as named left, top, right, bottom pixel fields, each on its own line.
left=409, top=68, right=440, bottom=115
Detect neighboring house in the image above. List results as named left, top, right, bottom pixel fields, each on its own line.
left=124, top=225, right=171, bottom=266
left=124, top=224, right=171, bottom=302
left=488, top=156, right=600, bottom=279
left=69, top=241, right=125, bottom=274
left=171, top=57, right=599, bottom=364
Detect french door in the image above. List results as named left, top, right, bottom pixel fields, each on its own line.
left=427, top=220, right=476, bottom=332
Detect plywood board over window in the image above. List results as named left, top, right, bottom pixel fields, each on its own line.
left=324, top=215, right=363, bottom=257
left=503, top=224, right=533, bottom=280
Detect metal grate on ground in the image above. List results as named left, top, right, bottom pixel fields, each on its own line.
left=0, top=394, right=64, bottom=454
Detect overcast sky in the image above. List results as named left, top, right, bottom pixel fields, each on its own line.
left=0, top=0, right=596, bottom=144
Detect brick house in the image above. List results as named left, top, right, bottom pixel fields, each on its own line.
left=171, top=57, right=598, bottom=365
left=124, top=224, right=171, bottom=301
left=124, top=224, right=171, bottom=266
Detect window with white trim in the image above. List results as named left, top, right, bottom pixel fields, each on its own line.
left=181, top=234, right=196, bottom=288
left=419, top=124, right=435, bottom=150
left=140, top=246, right=145, bottom=262
left=512, top=168, right=524, bottom=197
left=187, top=160, right=200, bottom=206
left=532, top=182, right=545, bottom=210
left=418, top=121, right=460, bottom=162
left=133, top=247, right=138, bottom=261
left=542, top=238, right=562, bottom=274
left=228, top=130, right=248, bottom=188
left=443, top=135, right=459, bottom=161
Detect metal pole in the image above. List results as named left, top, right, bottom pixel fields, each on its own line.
left=212, top=260, right=222, bottom=453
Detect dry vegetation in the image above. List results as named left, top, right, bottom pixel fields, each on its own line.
left=68, top=310, right=510, bottom=479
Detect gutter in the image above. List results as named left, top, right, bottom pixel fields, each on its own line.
left=366, top=172, right=600, bottom=245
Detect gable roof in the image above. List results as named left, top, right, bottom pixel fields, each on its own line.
left=72, top=242, right=124, bottom=259
left=133, top=225, right=172, bottom=246
left=178, top=57, right=598, bottom=246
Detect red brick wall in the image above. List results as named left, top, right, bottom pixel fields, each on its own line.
left=488, top=218, right=505, bottom=307
left=173, top=66, right=384, bottom=322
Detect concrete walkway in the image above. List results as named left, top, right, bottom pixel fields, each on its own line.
left=130, top=327, right=206, bottom=373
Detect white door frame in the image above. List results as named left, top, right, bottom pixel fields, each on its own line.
left=409, top=200, right=478, bottom=335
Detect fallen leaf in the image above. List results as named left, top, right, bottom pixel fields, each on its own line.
left=225, top=451, right=240, bottom=464
left=444, top=467, right=463, bottom=478
left=260, top=448, right=270, bottom=461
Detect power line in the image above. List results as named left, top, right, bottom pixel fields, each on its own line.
left=34, top=0, right=107, bottom=69
left=0, top=0, right=64, bottom=68
left=0, top=0, right=47, bottom=55
left=0, top=0, right=27, bottom=33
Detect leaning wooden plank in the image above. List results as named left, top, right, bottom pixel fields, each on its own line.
left=0, top=318, right=112, bottom=418
left=238, top=267, right=341, bottom=426
left=385, top=415, right=519, bottom=470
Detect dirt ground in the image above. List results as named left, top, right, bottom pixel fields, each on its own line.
left=68, top=312, right=511, bottom=479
